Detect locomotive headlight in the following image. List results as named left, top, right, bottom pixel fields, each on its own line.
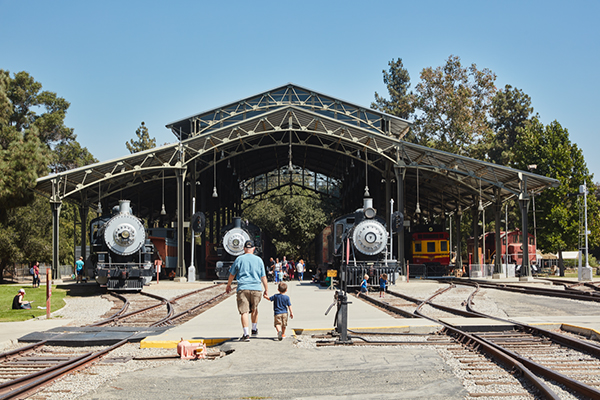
left=114, top=224, right=136, bottom=246
left=364, top=232, right=377, bottom=244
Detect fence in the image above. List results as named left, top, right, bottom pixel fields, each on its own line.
left=2, top=264, right=76, bottom=283
left=468, top=263, right=516, bottom=278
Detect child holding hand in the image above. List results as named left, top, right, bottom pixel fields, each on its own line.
left=264, top=282, right=293, bottom=340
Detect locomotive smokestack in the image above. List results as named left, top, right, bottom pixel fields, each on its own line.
left=118, top=200, right=132, bottom=215
left=233, top=217, right=242, bottom=229
left=363, top=197, right=376, bottom=218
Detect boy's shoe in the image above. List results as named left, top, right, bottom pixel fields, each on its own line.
left=240, top=334, right=250, bottom=342
left=281, top=334, right=286, bottom=339
left=251, top=329, right=258, bottom=336
left=277, top=331, right=283, bottom=341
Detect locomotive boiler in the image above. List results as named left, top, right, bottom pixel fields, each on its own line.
left=90, top=200, right=155, bottom=291
left=215, top=217, right=265, bottom=280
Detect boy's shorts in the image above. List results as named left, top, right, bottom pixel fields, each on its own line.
left=236, top=290, right=262, bottom=314
left=274, top=313, right=288, bottom=327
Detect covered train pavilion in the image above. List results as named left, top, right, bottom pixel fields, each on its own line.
left=34, top=84, right=559, bottom=282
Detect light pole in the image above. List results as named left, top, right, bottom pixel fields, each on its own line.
left=579, top=184, right=592, bottom=281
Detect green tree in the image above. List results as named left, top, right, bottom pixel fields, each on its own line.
left=0, top=70, right=95, bottom=281
left=126, top=121, right=156, bottom=153
left=243, top=189, right=340, bottom=258
left=513, top=118, right=600, bottom=274
left=371, top=58, right=415, bottom=121
left=486, top=84, right=535, bottom=166
left=412, top=55, right=497, bottom=156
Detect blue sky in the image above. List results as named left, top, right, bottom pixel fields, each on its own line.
left=2, top=0, right=599, bottom=180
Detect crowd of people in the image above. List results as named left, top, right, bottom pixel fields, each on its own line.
left=267, top=257, right=305, bottom=283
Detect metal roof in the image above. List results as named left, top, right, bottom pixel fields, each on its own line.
left=35, top=83, right=559, bottom=222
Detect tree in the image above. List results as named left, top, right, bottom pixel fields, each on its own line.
left=126, top=122, right=156, bottom=153
left=242, top=189, right=340, bottom=258
left=486, top=85, right=535, bottom=166
left=512, top=118, right=600, bottom=274
left=412, top=55, right=497, bottom=156
left=371, top=58, right=415, bottom=121
left=0, top=70, right=96, bottom=282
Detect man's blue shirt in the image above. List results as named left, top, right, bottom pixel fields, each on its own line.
left=76, top=260, right=84, bottom=271
left=229, top=253, right=265, bottom=291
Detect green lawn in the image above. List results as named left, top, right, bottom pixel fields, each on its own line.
left=0, top=284, right=67, bottom=322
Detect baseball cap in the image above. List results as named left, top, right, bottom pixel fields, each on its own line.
left=19, top=289, right=25, bottom=294
left=244, top=240, right=255, bottom=248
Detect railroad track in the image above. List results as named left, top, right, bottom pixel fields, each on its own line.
left=351, top=283, right=600, bottom=399
left=0, top=340, right=129, bottom=400
left=0, top=284, right=232, bottom=398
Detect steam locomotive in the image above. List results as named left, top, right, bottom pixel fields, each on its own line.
left=90, top=200, right=155, bottom=291
left=215, top=217, right=266, bottom=280
left=318, top=198, right=398, bottom=287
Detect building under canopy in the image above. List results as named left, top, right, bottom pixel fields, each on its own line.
left=34, top=83, right=559, bottom=280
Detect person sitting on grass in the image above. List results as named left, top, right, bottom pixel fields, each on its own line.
left=12, top=289, right=32, bottom=310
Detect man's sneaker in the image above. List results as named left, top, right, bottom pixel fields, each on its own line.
left=277, top=330, right=283, bottom=341
left=281, top=334, right=286, bottom=339
left=240, top=334, right=250, bottom=342
left=251, top=329, right=258, bottom=336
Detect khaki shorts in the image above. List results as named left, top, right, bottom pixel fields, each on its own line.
left=274, top=313, right=288, bottom=327
left=236, top=290, right=262, bottom=315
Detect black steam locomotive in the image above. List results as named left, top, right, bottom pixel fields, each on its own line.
left=318, top=198, right=398, bottom=287
left=90, top=200, right=155, bottom=291
left=215, top=217, right=266, bottom=280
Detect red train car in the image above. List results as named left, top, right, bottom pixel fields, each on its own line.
left=468, top=229, right=536, bottom=265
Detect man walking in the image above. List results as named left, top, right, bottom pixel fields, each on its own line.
left=226, top=240, right=268, bottom=341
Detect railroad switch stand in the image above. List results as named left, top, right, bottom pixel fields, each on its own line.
left=325, top=290, right=352, bottom=344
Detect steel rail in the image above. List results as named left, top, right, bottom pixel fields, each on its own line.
left=410, top=291, right=560, bottom=400
left=441, top=277, right=600, bottom=302
left=89, top=291, right=170, bottom=327
left=465, top=282, right=600, bottom=398
left=151, top=290, right=229, bottom=327
left=361, top=288, right=559, bottom=399
left=0, top=336, right=131, bottom=400
left=0, top=341, right=47, bottom=362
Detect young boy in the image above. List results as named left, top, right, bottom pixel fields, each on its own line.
left=379, top=273, right=388, bottom=298
left=264, top=282, right=294, bottom=340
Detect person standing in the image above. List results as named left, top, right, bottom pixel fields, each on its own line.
left=296, top=259, right=304, bottom=281
left=379, top=273, right=388, bottom=298
left=274, top=258, right=281, bottom=284
left=32, top=262, right=40, bottom=288
left=226, top=240, right=269, bottom=341
left=75, top=257, right=84, bottom=283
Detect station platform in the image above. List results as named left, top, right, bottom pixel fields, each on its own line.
left=141, top=280, right=440, bottom=348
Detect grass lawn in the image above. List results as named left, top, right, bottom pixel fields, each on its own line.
left=0, top=284, right=67, bottom=322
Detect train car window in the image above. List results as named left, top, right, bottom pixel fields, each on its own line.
left=414, top=242, right=422, bottom=252
left=427, top=242, right=436, bottom=252
left=441, top=241, right=448, bottom=251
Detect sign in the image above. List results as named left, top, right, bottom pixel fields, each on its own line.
left=327, top=269, right=337, bottom=277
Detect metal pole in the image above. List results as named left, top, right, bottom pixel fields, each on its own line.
left=188, top=197, right=196, bottom=282
left=505, top=203, right=508, bottom=277
left=584, top=184, right=589, bottom=268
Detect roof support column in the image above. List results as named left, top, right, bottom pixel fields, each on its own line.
left=79, top=204, right=89, bottom=262
left=518, top=173, right=532, bottom=281
left=493, top=191, right=503, bottom=278
left=394, top=165, right=405, bottom=277
left=176, top=167, right=187, bottom=279
left=472, top=207, right=480, bottom=276
left=455, top=208, right=463, bottom=273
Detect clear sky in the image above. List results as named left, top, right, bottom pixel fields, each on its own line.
left=2, top=0, right=599, bottom=180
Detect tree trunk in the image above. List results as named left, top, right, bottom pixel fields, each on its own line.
left=558, top=247, right=565, bottom=277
